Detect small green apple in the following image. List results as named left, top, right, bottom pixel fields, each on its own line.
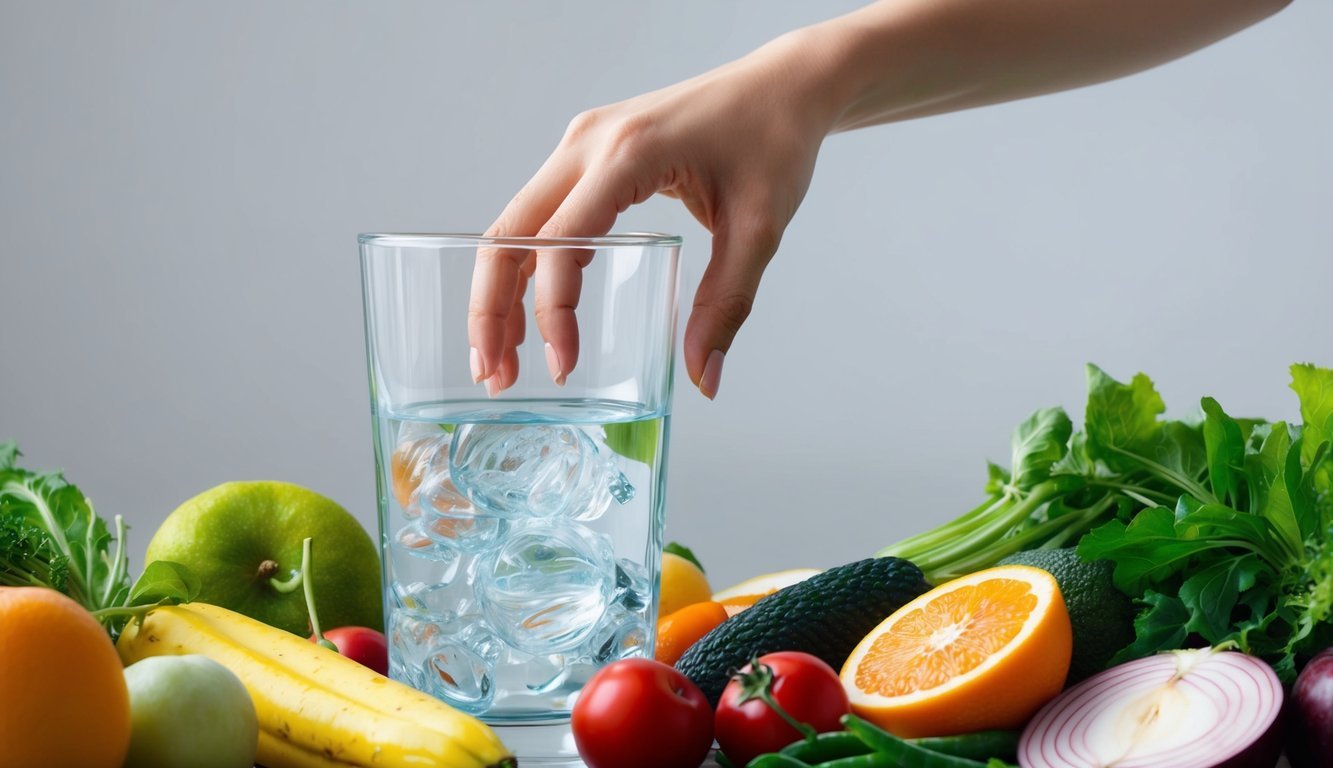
left=123, top=655, right=258, bottom=768
left=145, top=481, right=383, bottom=635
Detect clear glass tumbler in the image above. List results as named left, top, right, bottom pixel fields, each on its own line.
left=359, top=233, right=681, bottom=764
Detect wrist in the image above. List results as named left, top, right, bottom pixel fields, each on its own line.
left=775, top=9, right=901, bottom=137
left=736, top=23, right=864, bottom=141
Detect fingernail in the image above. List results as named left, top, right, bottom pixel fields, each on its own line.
left=485, top=375, right=501, bottom=398
left=469, top=347, right=484, bottom=383
left=700, top=349, right=725, bottom=400
left=544, top=343, right=566, bottom=387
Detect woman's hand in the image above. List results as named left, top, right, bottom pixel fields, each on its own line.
left=468, top=0, right=1291, bottom=399
left=467, top=30, right=844, bottom=399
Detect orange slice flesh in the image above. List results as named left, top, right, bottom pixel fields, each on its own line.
left=840, top=564, right=1072, bottom=738
left=712, top=568, right=821, bottom=617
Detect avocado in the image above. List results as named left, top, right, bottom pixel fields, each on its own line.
left=998, top=547, right=1135, bottom=685
left=674, top=557, right=931, bottom=705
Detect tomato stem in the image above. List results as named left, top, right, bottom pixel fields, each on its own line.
left=296, top=537, right=337, bottom=651
left=731, top=658, right=818, bottom=743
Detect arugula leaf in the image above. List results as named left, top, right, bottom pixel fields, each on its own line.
left=1147, top=421, right=1209, bottom=491
left=1084, top=366, right=1214, bottom=502
left=1084, top=365, right=1166, bottom=470
left=1110, top=591, right=1190, bottom=665
left=1078, top=508, right=1193, bottom=593
left=1249, top=424, right=1307, bottom=556
left=1178, top=553, right=1264, bottom=642
left=1174, top=504, right=1286, bottom=566
left=1202, top=397, right=1245, bottom=506
left=1291, top=363, right=1333, bottom=495
left=1009, top=407, right=1072, bottom=491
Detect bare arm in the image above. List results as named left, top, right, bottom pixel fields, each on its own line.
left=817, top=0, right=1292, bottom=131
left=469, top=0, right=1291, bottom=398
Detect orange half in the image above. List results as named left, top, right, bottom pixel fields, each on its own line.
left=840, top=564, right=1072, bottom=738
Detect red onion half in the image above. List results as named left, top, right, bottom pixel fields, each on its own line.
left=1018, top=648, right=1283, bottom=768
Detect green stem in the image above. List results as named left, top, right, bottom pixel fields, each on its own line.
left=928, top=496, right=1115, bottom=581
left=298, top=537, right=338, bottom=650
left=1083, top=479, right=1175, bottom=506
left=100, top=514, right=128, bottom=610
left=1109, top=445, right=1217, bottom=505
left=268, top=567, right=304, bottom=593
left=732, top=659, right=817, bottom=744
left=878, top=494, right=1010, bottom=557
left=908, top=481, right=1066, bottom=573
left=91, top=602, right=161, bottom=626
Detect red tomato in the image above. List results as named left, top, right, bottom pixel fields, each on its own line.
left=572, top=658, right=713, bottom=768
left=312, top=626, right=389, bottom=676
left=714, top=651, right=850, bottom=766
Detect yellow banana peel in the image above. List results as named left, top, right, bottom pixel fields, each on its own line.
left=117, top=602, right=516, bottom=768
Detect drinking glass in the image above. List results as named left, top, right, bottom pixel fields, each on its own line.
left=359, top=232, right=681, bottom=764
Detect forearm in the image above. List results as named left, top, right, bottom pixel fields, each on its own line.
left=780, top=0, right=1293, bottom=133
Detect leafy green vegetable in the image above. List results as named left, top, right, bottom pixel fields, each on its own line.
left=1291, top=363, right=1333, bottom=496
left=878, top=363, right=1333, bottom=680
left=1, top=441, right=197, bottom=636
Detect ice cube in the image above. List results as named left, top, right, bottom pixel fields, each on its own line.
left=423, top=642, right=495, bottom=714
left=449, top=423, right=635, bottom=521
left=611, top=558, right=651, bottom=612
left=389, top=608, right=439, bottom=674
left=476, top=520, right=615, bottom=655
left=404, top=583, right=473, bottom=620
left=387, top=523, right=464, bottom=589
left=390, top=425, right=452, bottom=511
left=522, top=653, right=571, bottom=694
left=388, top=607, right=498, bottom=714
left=412, top=474, right=506, bottom=554
left=586, top=605, right=650, bottom=666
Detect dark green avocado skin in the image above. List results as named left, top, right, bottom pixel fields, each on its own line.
left=674, top=557, right=932, bottom=705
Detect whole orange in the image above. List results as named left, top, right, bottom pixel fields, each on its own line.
left=0, top=586, right=131, bottom=768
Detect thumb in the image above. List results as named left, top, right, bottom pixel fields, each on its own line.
left=683, top=216, right=782, bottom=400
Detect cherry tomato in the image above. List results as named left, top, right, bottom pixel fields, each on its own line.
left=312, top=626, right=389, bottom=676
left=572, top=658, right=713, bottom=768
left=714, top=651, right=850, bottom=766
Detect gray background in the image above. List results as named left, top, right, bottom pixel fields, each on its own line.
left=2, top=1, right=1330, bottom=591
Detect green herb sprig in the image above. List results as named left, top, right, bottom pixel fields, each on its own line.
left=1, top=443, right=198, bottom=637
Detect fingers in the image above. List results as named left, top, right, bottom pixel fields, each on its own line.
left=530, top=167, right=630, bottom=385
left=683, top=215, right=782, bottom=400
left=534, top=248, right=593, bottom=386
left=469, top=154, right=579, bottom=387
left=473, top=110, right=655, bottom=392
left=488, top=261, right=531, bottom=396
left=467, top=246, right=527, bottom=386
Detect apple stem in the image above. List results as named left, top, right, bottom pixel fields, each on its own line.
left=266, top=563, right=304, bottom=594
left=299, top=536, right=338, bottom=651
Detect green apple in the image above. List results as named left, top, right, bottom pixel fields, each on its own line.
left=145, top=481, right=383, bottom=635
left=123, top=655, right=258, bottom=768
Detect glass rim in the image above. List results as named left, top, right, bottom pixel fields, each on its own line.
left=358, top=232, right=682, bottom=249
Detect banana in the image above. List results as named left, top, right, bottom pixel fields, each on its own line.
left=117, top=602, right=516, bottom=768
